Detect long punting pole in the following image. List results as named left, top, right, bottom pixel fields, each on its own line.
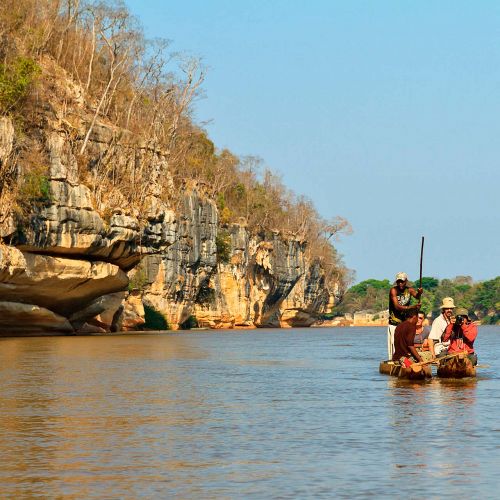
left=419, top=236, right=425, bottom=292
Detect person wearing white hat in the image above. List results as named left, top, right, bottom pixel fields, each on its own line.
left=387, top=272, right=423, bottom=359
left=428, top=297, right=456, bottom=357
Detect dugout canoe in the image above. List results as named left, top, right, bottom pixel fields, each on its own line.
left=379, top=361, right=432, bottom=380
left=436, top=353, right=476, bottom=378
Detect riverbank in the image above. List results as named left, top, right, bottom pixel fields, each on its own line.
left=316, top=319, right=388, bottom=328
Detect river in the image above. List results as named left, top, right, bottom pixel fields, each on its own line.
left=0, top=326, right=498, bottom=498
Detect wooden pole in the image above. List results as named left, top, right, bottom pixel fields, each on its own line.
left=419, top=236, right=424, bottom=290
left=417, top=236, right=424, bottom=307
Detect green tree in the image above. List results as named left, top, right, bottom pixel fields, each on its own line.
left=0, top=56, right=40, bottom=113
left=143, top=304, right=169, bottom=330
left=419, top=276, right=439, bottom=290
left=216, top=229, right=231, bottom=264
left=348, top=279, right=391, bottom=296
left=471, top=277, right=499, bottom=321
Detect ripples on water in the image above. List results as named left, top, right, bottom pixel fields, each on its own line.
left=0, top=327, right=499, bottom=498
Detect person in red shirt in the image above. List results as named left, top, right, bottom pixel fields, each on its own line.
left=442, top=307, right=478, bottom=366
left=392, top=309, right=423, bottom=366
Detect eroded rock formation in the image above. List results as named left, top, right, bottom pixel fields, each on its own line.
left=0, top=110, right=335, bottom=335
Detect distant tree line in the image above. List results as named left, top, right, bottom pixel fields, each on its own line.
left=333, top=276, right=499, bottom=324
left=0, top=0, right=353, bottom=296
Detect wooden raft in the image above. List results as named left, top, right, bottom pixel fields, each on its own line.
left=379, top=361, right=432, bottom=380
left=436, top=352, right=476, bottom=378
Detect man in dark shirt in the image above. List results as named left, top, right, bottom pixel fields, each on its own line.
left=387, top=272, right=423, bottom=359
left=392, top=309, right=423, bottom=365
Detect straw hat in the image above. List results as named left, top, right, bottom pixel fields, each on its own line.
left=440, top=297, right=455, bottom=309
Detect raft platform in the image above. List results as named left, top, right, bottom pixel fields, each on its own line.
left=379, top=360, right=432, bottom=380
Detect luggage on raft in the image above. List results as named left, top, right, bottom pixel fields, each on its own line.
left=436, top=352, right=476, bottom=378
left=379, top=360, right=432, bottom=380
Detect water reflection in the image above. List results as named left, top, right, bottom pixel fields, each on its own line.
left=386, top=375, right=479, bottom=495
left=0, top=335, right=218, bottom=497
left=0, top=328, right=498, bottom=498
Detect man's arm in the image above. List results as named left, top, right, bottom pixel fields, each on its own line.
left=409, top=287, right=424, bottom=300
left=427, top=339, right=436, bottom=359
left=429, top=316, right=444, bottom=341
left=404, top=325, right=423, bottom=362
left=442, top=323, right=454, bottom=342
left=390, top=288, right=421, bottom=312
left=409, top=345, right=423, bottom=363
left=462, top=323, right=478, bottom=343
left=428, top=317, right=445, bottom=360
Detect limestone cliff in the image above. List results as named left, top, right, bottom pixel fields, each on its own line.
left=0, top=76, right=336, bottom=335
left=193, top=225, right=324, bottom=329
left=123, top=221, right=331, bottom=330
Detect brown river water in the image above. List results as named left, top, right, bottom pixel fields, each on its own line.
left=0, top=326, right=499, bottom=498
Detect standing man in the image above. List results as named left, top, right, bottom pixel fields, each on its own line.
left=428, top=297, right=455, bottom=358
left=392, top=309, right=423, bottom=366
left=387, top=272, right=423, bottom=359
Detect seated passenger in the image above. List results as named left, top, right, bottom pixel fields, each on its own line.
left=428, top=297, right=455, bottom=359
left=414, top=311, right=432, bottom=362
left=442, top=307, right=478, bottom=366
left=392, top=309, right=423, bottom=366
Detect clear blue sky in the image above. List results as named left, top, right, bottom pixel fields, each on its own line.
left=126, top=0, right=499, bottom=284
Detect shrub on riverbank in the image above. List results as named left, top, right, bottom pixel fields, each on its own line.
left=143, top=305, right=169, bottom=330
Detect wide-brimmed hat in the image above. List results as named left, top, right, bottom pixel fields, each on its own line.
left=455, top=307, right=469, bottom=318
left=395, top=272, right=408, bottom=282
left=440, top=297, right=455, bottom=309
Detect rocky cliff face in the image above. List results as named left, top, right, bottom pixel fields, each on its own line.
left=0, top=112, right=174, bottom=334
left=0, top=112, right=333, bottom=335
left=134, top=222, right=330, bottom=329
